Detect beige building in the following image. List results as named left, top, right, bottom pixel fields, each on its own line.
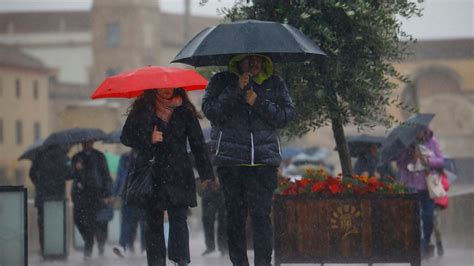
left=0, top=3, right=219, bottom=85
left=395, top=39, right=474, bottom=158
left=0, top=1, right=219, bottom=142
left=90, top=0, right=162, bottom=90
left=0, top=44, right=50, bottom=185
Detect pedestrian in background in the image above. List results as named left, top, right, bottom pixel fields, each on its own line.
left=396, top=127, right=444, bottom=259
left=29, top=145, right=71, bottom=255
left=200, top=176, right=228, bottom=256
left=433, top=171, right=449, bottom=256
left=353, top=144, right=396, bottom=180
left=71, top=140, right=113, bottom=259
left=112, top=149, right=146, bottom=257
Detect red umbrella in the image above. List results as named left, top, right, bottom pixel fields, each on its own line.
left=91, top=66, right=208, bottom=99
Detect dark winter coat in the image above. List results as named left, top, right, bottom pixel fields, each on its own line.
left=29, top=146, right=71, bottom=207
left=71, top=148, right=113, bottom=210
left=120, top=105, right=214, bottom=208
left=202, top=71, right=296, bottom=166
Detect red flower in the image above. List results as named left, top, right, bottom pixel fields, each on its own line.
left=276, top=171, right=406, bottom=196
left=329, top=183, right=341, bottom=194
left=311, top=182, right=327, bottom=192
left=368, top=177, right=379, bottom=185
left=297, top=178, right=310, bottom=187
left=326, top=176, right=339, bottom=185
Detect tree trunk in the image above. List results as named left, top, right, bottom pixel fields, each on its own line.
left=324, top=82, right=353, bottom=177
left=331, top=118, right=353, bottom=177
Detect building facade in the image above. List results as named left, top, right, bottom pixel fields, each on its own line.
left=0, top=44, right=50, bottom=185
left=395, top=39, right=474, bottom=158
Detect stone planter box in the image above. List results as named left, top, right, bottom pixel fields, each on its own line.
left=273, top=193, right=421, bottom=266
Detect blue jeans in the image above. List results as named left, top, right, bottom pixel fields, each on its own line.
left=119, top=204, right=146, bottom=251
left=418, top=190, right=435, bottom=249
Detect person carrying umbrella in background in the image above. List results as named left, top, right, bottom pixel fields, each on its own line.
left=27, top=144, right=71, bottom=255
left=395, top=125, right=445, bottom=259
left=71, top=140, right=113, bottom=259
left=202, top=53, right=296, bottom=266
left=348, top=135, right=396, bottom=180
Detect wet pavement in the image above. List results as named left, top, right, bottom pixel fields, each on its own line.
left=29, top=231, right=474, bottom=266
left=29, top=186, right=474, bottom=266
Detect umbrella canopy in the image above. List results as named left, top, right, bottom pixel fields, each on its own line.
left=104, top=129, right=122, bottom=144
left=91, top=66, right=208, bottom=99
left=43, top=128, right=108, bottom=146
left=443, top=157, right=457, bottom=174
left=379, top=113, right=435, bottom=164
left=345, top=135, right=385, bottom=158
left=18, top=139, right=46, bottom=160
left=171, top=19, right=326, bottom=67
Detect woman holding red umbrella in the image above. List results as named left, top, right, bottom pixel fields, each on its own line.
left=92, top=66, right=214, bottom=266
left=120, top=87, right=214, bottom=266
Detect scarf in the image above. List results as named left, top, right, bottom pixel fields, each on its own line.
left=155, top=95, right=183, bottom=122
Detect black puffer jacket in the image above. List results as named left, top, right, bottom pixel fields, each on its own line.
left=202, top=71, right=296, bottom=166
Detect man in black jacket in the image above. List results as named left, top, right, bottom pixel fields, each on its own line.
left=202, top=54, right=296, bottom=266
left=71, top=141, right=113, bottom=259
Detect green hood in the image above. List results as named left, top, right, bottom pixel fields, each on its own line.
left=228, top=54, right=273, bottom=85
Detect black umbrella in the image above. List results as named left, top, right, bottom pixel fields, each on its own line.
left=443, top=157, right=458, bottom=183
left=18, top=139, right=46, bottom=160
left=171, top=20, right=326, bottom=67
left=43, top=127, right=108, bottom=146
left=345, top=135, right=385, bottom=158
left=104, top=129, right=122, bottom=144
left=379, top=113, right=435, bottom=164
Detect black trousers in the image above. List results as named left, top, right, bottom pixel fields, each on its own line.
left=202, top=191, right=228, bottom=252
left=217, top=166, right=277, bottom=266
left=144, top=205, right=190, bottom=266
left=74, top=206, right=108, bottom=256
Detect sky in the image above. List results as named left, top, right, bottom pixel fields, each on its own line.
left=0, top=0, right=472, bottom=40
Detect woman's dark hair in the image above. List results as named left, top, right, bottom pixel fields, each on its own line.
left=128, top=88, right=202, bottom=119
left=174, top=88, right=203, bottom=119
left=128, top=89, right=157, bottom=114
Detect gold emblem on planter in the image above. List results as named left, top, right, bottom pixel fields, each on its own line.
left=330, top=205, right=361, bottom=239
